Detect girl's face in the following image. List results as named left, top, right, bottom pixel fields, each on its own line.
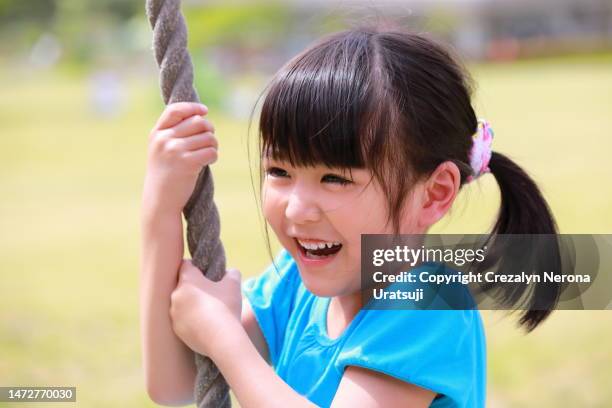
left=262, top=157, right=425, bottom=298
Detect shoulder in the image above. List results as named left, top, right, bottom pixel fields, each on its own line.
left=337, top=308, right=486, bottom=407
left=340, top=308, right=485, bottom=365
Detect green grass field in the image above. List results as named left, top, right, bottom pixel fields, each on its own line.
left=1, top=54, right=611, bottom=407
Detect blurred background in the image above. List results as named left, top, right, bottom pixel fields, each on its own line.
left=1, top=0, right=611, bottom=407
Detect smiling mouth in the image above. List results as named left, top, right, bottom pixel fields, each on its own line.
left=294, top=238, right=343, bottom=259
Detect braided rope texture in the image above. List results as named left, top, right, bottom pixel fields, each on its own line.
left=145, top=1, right=231, bottom=407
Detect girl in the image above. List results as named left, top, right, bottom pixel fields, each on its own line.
left=140, top=26, right=560, bottom=407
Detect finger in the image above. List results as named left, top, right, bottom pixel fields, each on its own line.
left=171, top=116, right=215, bottom=138
left=179, top=132, right=217, bottom=152
left=156, top=103, right=208, bottom=130
left=182, top=147, right=218, bottom=166
left=155, top=132, right=215, bottom=155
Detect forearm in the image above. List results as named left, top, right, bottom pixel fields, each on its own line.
left=140, top=203, right=196, bottom=403
left=210, top=320, right=319, bottom=408
left=140, top=204, right=184, bottom=292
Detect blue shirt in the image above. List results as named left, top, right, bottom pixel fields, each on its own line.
left=241, top=249, right=487, bottom=407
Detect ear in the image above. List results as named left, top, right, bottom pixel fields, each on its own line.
left=416, top=161, right=461, bottom=229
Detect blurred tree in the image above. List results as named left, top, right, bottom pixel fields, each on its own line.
left=192, top=53, right=228, bottom=111
left=91, top=0, right=141, bottom=22
left=185, top=4, right=291, bottom=49
left=0, top=0, right=56, bottom=23
left=0, top=0, right=141, bottom=24
left=0, top=0, right=143, bottom=64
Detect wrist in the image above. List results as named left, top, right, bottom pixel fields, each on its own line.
left=141, top=178, right=185, bottom=217
left=205, top=318, right=246, bottom=361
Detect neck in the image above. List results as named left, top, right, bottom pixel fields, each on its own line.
left=327, top=290, right=363, bottom=338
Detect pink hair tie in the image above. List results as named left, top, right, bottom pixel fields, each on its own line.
left=466, top=119, right=494, bottom=183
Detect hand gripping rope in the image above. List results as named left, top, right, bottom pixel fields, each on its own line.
left=145, top=0, right=232, bottom=406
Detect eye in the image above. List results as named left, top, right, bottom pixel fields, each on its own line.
left=265, top=167, right=289, bottom=178
left=322, top=174, right=352, bottom=185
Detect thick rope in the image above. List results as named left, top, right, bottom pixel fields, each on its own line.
left=145, top=1, right=231, bottom=407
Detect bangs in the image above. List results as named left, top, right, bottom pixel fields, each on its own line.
left=259, top=31, right=379, bottom=169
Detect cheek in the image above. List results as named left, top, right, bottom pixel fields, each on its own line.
left=261, top=185, right=282, bottom=225
left=347, top=198, right=390, bottom=234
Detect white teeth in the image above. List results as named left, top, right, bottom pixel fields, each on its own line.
left=297, top=239, right=341, bottom=250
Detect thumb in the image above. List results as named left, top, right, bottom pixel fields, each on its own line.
left=224, top=268, right=242, bottom=283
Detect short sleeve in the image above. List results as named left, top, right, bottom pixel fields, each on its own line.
left=337, top=309, right=486, bottom=407
left=241, top=249, right=301, bottom=367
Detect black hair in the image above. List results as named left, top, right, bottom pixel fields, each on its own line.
left=252, top=25, right=561, bottom=332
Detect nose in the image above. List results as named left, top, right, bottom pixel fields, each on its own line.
left=285, top=184, right=321, bottom=224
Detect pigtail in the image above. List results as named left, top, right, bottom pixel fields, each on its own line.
left=488, top=152, right=557, bottom=235
left=483, top=151, right=562, bottom=332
